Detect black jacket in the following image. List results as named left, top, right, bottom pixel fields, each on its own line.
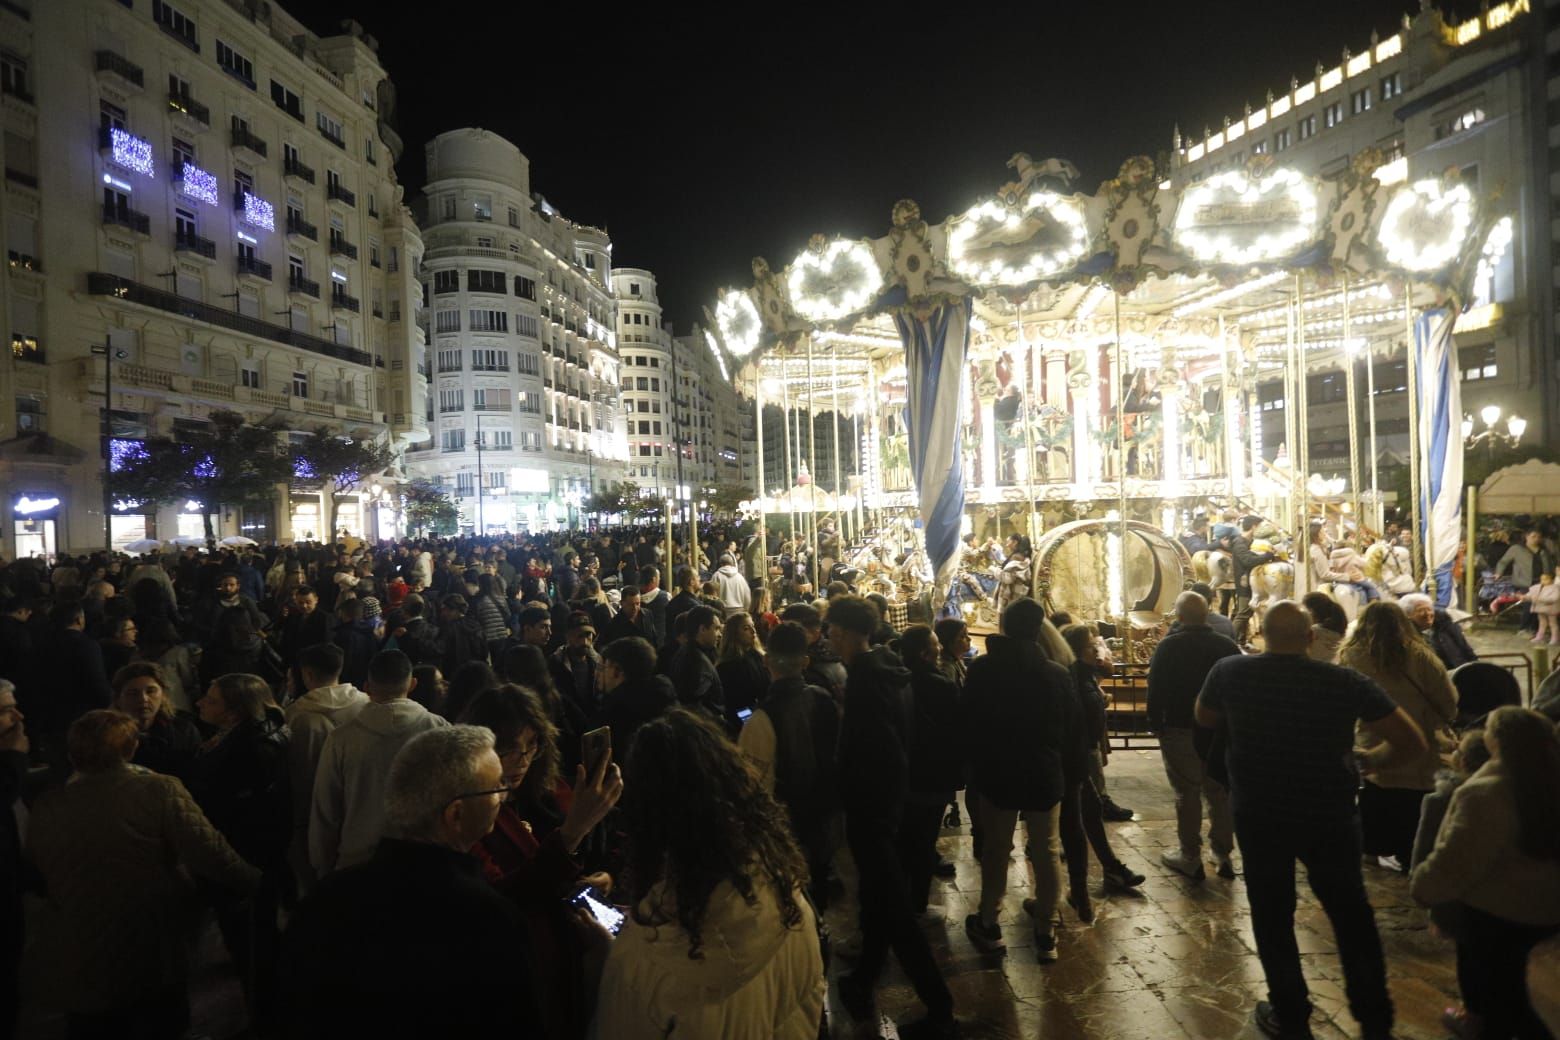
left=602, top=608, right=655, bottom=647
left=1228, top=535, right=1273, bottom=592
left=39, top=628, right=112, bottom=738
left=333, top=618, right=379, bottom=689
left=1425, top=610, right=1478, bottom=671
left=907, top=665, right=962, bottom=797
left=668, top=643, right=725, bottom=723
left=961, top=635, right=1081, bottom=812
left=1147, top=624, right=1242, bottom=731
left=131, top=712, right=203, bottom=780
left=757, top=676, right=840, bottom=837
left=1069, top=660, right=1109, bottom=753
left=282, top=838, right=537, bottom=1038
left=664, top=590, right=701, bottom=636
left=439, top=615, right=489, bottom=676
left=838, top=645, right=914, bottom=827
left=396, top=616, right=442, bottom=667
left=186, top=712, right=291, bottom=872
left=716, top=649, right=769, bottom=728
left=593, top=674, right=677, bottom=758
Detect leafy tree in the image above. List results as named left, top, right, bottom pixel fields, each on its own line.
left=634, top=494, right=669, bottom=523
left=292, top=428, right=395, bottom=543
left=107, top=410, right=291, bottom=546
left=708, top=481, right=753, bottom=518
left=403, top=479, right=458, bottom=536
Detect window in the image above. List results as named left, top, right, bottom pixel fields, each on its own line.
left=369, top=240, right=380, bottom=267
left=517, top=351, right=540, bottom=376
left=270, top=79, right=303, bottom=120
left=240, top=363, right=260, bottom=389
left=472, top=348, right=508, bottom=371
left=171, top=135, right=196, bottom=171
left=475, top=236, right=493, bottom=249
left=582, top=252, right=596, bottom=270
left=1273, top=127, right=1291, bottom=152
left=1323, top=102, right=1343, bottom=128
left=442, top=196, right=455, bottom=220
left=1460, top=344, right=1498, bottom=381
left=15, top=396, right=43, bottom=432
left=515, top=276, right=536, bottom=300
left=488, top=469, right=507, bottom=487
left=100, top=99, right=127, bottom=132
left=507, top=206, right=519, bottom=227
left=629, top=282, right=641, bottom=295
left=317, top=110, right=345, bottom=147
left=469, top=309, right=508, bottom=333
left=292, top=370, right=309, bottom=397
left=467, top=269, right=505, bottom=293
left=520, top=431, right=541, bottom=452
left=437, top=349, right=462, bottom=372
left=1252, top=139, right=1269, bottom=156
left=444, top=431, right=468, bottom=454
left=434, top=310, right=461, bottom=334
left=215, top=40, right=254, bottom=87
left=455, top=471, right=475, bottom=494
left=636, top=400, right=649, bottom=413
left=388, top=246, right=399, bottom=272
left=1297, top=114, right=1317, bottom=139
left=1350, top=88, right=1372, bottom=115
left=1, top=53, right=29, bottom=101
left=364, top=135, right=376, bottom=166
left=518, top=391, right=541, bottom=413
left=433, top=270, right=459, bottom=295
left=1380, top=73, right=1402, bottom=101
left=473, top=387, right=510, bottom=410
left=153, top=0, right=198, bottom=50
left=175, top=206, right=197, bottom=243
left=473, top=194, right=492, bottom=221
left=1437, top=108, right=1486, bottom=139
left=636, top=377, right=649, bottom=391
left=515, top=314, right=539, bottom=338
left=439, top=388, right=464, bottom=412
left=288, top=254, right=305, bottom=283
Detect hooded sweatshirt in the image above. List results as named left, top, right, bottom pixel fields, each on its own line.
left=597, top=874, right=825, bottom=1040
left=309, top=698, right=448, bottom=876
left=838, top=645, right=914, bottom=826
left=714, top=563, right=752, bottom=617
left=286, top=684, right=368, bottom=831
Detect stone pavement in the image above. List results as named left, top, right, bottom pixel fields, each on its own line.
left=824, top=749, right=1459, bottom=1040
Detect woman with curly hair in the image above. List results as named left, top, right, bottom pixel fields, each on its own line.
left=599, top=709, right=825, bottom=1039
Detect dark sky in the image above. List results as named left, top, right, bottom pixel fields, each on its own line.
left=301, top=2, right=1476, bottom=329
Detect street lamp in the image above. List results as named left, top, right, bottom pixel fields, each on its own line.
left=91, top=337, right=130, bottom=553
left=1464, top=406, right=1526, bottom=471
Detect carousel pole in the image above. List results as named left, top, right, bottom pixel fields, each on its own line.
left=1295, top=273, right=1311, bottom=599
left=807, top=333, right=821, bottom=591
left=1283, top=284, right=1299, bottom=533
left=1220, top=313, right=1238, bottom=500
left=780, top=354, right=796, bottom=562
left=1365, top=337, right=1382, bottom=537
left=1114, top=289, right=1130, bottom=663
left=753, top=363, right=768, bottom=578
left=1343, top=273, right=1363, bottom=541
left=831, top=357, right=844, bottom=547
left=1020, top=305, right=1041, bottom=561
left=1405, top=288, right=1426, bottom=587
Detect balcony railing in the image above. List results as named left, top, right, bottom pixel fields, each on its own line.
left=286, top=214, right=318, bottom=241
left=231, top=125, right=267, bottom=158
left=95, top=50, right=144, bottom=88
left=473, top=402, right=509, bottom=411
left=283, top=156, right=315, bottom=184
left=0, top=80, right=32, bottom=104
left=4, top=167, right=37, bottom=188
left=236, top=255, right=272, bottom=280
left=174, top=231, right=216, bottom=258
left=326, top=182, right=355, bottom=206
left=102, top=203, right=150, bottom=234
left=7, top=251, right=40, bottom=273
left=471, top=364, right=509, bottom=372
left=318, top=125, right=345, bottom=149
left=87, top=272, right=372, bottom=365
left=329, top=233, right=357, bottom=260
left=331, top=290, right=360, bottom=313
left=288, top=274, right=320, bottom=299
left=167, top=92, right=209, bottom=126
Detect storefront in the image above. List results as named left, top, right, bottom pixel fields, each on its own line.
left=240, top=504, right=274, bottom=543
left=110, top=499, right=154, bottom=551
left=176, top=500, right=211, bottom=541
left=290, top=495, right=323, bottom=543
left=12, top=492, right=61, bottom=560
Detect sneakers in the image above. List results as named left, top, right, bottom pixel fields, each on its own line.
left=1100, top=798, right=1136, bottom=821
left=1253, top=1000, right=1315, bottom=1039
left=837, top=971, right=874, bottom=1021
left=964, top=913, right=1006, bottom=954
left=1102, top=862, right=1146, bottom=889
left=1162, top=849, right=1207, bottom=881
left=1216, top=855, right=1237, bottom=879
left=1034, top=929, right=1059, bottom=962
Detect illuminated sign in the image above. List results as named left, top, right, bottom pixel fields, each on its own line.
left=14, top=495, right=61, bottom=515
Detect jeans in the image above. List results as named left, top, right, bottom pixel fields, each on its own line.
left=978, top=797, right=1062, bottom=931
left=1058, top=780, right=1120, bottom=894
left=1235, top=813, right=1393, bottom=1035
left=1455, top=904, right=1560, bottom=1039
left=847, top=817, right=953, bottom=1018
left=1160, top=728, right=1232, bottom=858
left=899, top=798, right=947, bottom=915
left=1232, top=591, right=1255, bottom=644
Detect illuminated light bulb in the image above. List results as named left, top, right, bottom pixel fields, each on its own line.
left=1481, top=404, right=1502, bottom=428
left=1508, top=415, right=1526, bottom=440
left=716, top=290, right=762, bottom=358
left=1461, top=416, right=1475, bottom=439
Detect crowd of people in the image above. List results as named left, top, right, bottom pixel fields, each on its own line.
left=0, top=520, right=1558, bottom=1040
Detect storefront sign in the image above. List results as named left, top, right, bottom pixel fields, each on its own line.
left=13, top=495, right=60, bottom=515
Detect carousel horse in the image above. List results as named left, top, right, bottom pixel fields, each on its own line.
left=1246, top=536, right=1295, bottom=634
left=1191, top=550, right=1234, bottom=592
left=1362, top=541, right=1417, bottom=597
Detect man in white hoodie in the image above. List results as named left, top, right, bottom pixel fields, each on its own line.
left=287, top=642, right=368, bottom=891
left=713, top=554, right=752, bottom=619
left=310, top=649, right=448, bottom=877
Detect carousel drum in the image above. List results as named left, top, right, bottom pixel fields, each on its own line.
left=1033, top=519, right=1194, bottom=627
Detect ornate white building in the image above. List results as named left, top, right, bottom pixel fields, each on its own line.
left=0, top=0, right=428, bottom=556
left=405, top=128, right=626, bottom=532
left=613, top=268, right=678, bottom=499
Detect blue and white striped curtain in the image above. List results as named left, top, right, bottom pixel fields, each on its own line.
left=894, top=299, right=971, bottom=592
left=1414, top=307, right=1463, bottom=608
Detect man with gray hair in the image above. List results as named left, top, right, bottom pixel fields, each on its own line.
left=1147, top=590, right=1242, bottom=881
left=282, top=726, right=536, bottom=1036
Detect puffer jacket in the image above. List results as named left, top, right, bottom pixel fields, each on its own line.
left=596, top=874, right=825, bottom=1039
left=25, top=764, right=258, bottom=1014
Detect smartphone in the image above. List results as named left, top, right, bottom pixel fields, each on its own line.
left=569, top=884, right=625, bottom=935
left=736, top=707, right=753, bottom=723
left=580, top=725, right=612, bottom=776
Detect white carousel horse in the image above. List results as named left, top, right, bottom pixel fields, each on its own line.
left=1362, top=541, right=1417, bottom=597
left=1191, top=550, right=1234, bottom=593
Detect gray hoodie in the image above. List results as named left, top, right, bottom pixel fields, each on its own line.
left=286, top=684, right=368, bottom=830
left=308, top=697, right=447, bottom=876
left=714, top=563, right=751, bottom=617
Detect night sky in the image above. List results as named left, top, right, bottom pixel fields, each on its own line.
left=300, top=1, right=1476, bottom=329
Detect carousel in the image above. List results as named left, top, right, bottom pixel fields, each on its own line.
left=703, top=148, right=1498, bottom=660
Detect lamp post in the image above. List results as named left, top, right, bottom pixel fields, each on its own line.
left=1464, top=405, right=1525, bottom=470
left=92, top=337, right=129, bottom=553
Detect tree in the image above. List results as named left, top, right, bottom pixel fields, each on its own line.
left=403, top=479, right=458, bottom=536
left=292, top=428, right=395, bottom=544
left=584, top=483, right=627, bottom=520
left=708, top=481, right=753, bottom=518
left=107, top=410, right=291, bottom=546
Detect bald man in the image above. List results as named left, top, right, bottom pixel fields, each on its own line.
left=1147, top=591, right=1241, bottom=881
left=1195, top=600, right=1425, bottom=1040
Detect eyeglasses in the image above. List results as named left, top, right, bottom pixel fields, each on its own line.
left=445, top=775, right=512, bottom=806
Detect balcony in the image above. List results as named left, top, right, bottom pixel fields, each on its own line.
left=87, top=273, right=373, bottom=366
left=331, top=289, right=360, bottom=313
left=94, top=50, right=144, bottom=90
left=473, top=402, right=509, bottom=411
left=102, top=203, right=150, bottom=235
left=326, top=182, right=355, bottom=207
left=236, top=255, right=272, bottom=281
left=288, top=273, right=320, bottom=299
left=7, top=250, right=40, bottom=273
left=283, top=156, right=315, bottom=184
left=329, top=233, right=358, bottom=260
left=437, top=364, right=462, bottom=374
left=174, top=230, right=216, bottom=259
left=318, top=125, right=346, bottom=150
left=167, top=92, right=210, bottom=128
left=231, top=125, right=267, bottom=159
left=371, top=306, right=383, bottom=318
left=286, top=214, right=318, bottom=241
left=472, top=363, right=509, bottom=373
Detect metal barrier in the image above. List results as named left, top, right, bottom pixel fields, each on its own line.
left=1479, top=651, right=1538, bottom=704
left=1104, top=662, right=1157, bottom=750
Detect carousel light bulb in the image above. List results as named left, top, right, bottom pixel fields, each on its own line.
left=1507, top=415, right=1526, bottom=441
left=1481, top=404, right=1502, bottom=428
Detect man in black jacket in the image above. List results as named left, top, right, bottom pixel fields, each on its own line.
left=1147, top=591, right=1242, bottom=882
left=960, top=597, right=1081, bottom=964
left=1400, top=594, right=1479, bottom=672
left=663, top=565, right=702, bottom=637
left=437, top=595, right=488, bottom=675
left=1222, top=517, right=1275, bottom=645
left=897, top=625, right=962, bottom=915
left=392, top=594, right=441, bottom=666
left=593, top=636, right=675, bottom=757
left=666, top=605, right=725, bottom=723
left=832, top=597, right=956, bottom=1040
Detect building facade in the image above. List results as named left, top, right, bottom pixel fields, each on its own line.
left=1169, top=0, right=1545, bottom=494
left=613, top=268, right=678, bottom=500
left=675, top=324, right=752, bottom=498
left=0, top=0, right=427, bottom=557
left=405, top=128, right=625, bottom=533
